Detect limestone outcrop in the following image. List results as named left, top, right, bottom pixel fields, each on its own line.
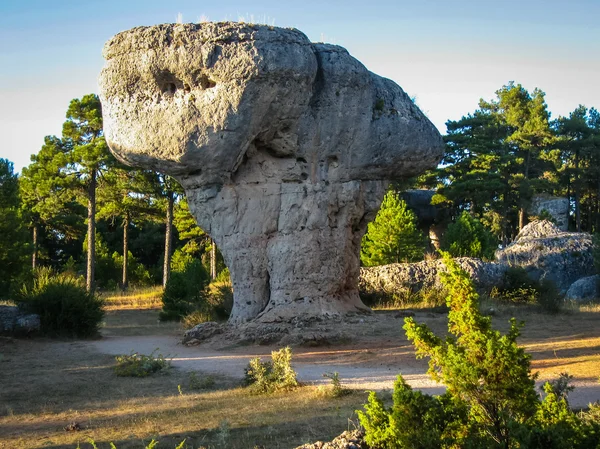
left=99, top=23, right=444, bottom=323
left=495, top=220, right=595, bottom=292
left=359, top=257, right=506, bottom=298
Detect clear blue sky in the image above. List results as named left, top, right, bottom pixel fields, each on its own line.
left=1, top=0, right=599, bottom=172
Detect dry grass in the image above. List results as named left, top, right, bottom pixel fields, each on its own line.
left=2, top=299, right=600, bottom=448
left=102, top=287, right=163, bottom=311
left=0, top=336, right=364, bottom=449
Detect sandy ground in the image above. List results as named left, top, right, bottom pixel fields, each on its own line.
left=88, top=309, right=600, bottom=408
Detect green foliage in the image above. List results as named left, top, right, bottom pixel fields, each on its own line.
left=361, top=191, right=426, bottom=266
left=442, top=211, right=498, bottom=259
left=114, top=350, right=170, bottom=377
left=16, top=268, right=104, bottom=337
left=318, top=372, right=351, bottom=398
left=491, top=266, right=562, bottom=313
left=0, top=159, right=29, bottom=296
left=359, top=254, right=599, bottom=448
left=244, top=347, right=299, bottom=394
left=358, top=376, right=468, bottom=449
left=160, top=258, right=210, bottom=321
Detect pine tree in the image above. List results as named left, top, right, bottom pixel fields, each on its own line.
left=361, top=191, right=426, bottom=266
left=61, top=94, right=114, bottom=291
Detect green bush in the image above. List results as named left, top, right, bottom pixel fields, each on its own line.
left=244, top=347, right=299, bottom=394
left=114, top=350, right=170, bottom=377
left=16, top=268, right=104, bottom=337
left=442, top=211, right=498, bottom=260
left=491, top=266, right=562, bottom=313
left=160, top=258, right=210, bottom=321
left=358, top=254, right=600, bottom=448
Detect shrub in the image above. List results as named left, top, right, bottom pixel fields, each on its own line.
left=16, top=268, right=104, bottom=337
left=114, top=350, right=170, bottom=377
left=244, top=347, right=299, bottom=394
left=442, top=211, right=498, bottom=260
left=358, top=254, right=600, bottom=448
left=317, top=372, right=351, bottom=398
left=160, top=258, right=210, bottom=321
left=359, top=284, right=447, bottom=310
left=491, top=266, right=562, bottom=313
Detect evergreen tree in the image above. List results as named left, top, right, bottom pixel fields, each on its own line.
left=361, top=191, right=426, bottom=266
left=97, top=166, right=157, bottom=289
left=0, top=159, right=29, bottom=296
left=61, top=94, right=114, bottom=291
left=442, top=211, right=498, bottom=260
left=20, top=136, right=84, bottom=269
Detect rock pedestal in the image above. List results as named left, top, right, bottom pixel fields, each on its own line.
left=99, top=23, right=444, bottom=323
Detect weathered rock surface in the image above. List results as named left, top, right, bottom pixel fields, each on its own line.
left=565, top=275, right=600, bottom=302
left=294, top=430, right=364, bottom=449
left=530, top=195, right=569, bottom=231
left=0, top=306, right=40, bottom=335
left=495, top=220, right=595, bottom=292
left=99, top=23, right=444, bottom=323
left=182, top=321, right=224, bottom=346
left=359, top=257, right=506, bottom=297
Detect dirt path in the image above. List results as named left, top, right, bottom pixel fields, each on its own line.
left=89, top=335, right=446, bottom=394
left=89, top=307, right=600, bottom=409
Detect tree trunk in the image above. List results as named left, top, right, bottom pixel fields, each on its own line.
left=32, top=224, right=38, bottom=270
left=122, top=213, right=129, bottom=290
left=162, top=192, right=174, bottom=287
left=210, top=239, right=217, bottom=280
left=86, top=169, right=97, bottom=292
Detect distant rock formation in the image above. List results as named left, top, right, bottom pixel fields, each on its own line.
left=360, top=220, right=596, bottom=299
left=495, top=220, right=594, bottom=293
left=99, top=23, right=444, bottom=323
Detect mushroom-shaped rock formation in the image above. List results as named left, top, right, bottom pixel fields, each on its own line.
left=99, top=23, right=444, bottom=324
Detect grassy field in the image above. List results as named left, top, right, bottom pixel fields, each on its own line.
left=1, top=288, right=599, bottom=449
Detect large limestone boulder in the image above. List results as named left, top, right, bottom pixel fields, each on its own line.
left=495, top=220, right=595, bottom=292
left=99, top=23, right=443, bottom=323
left=359, top=257, right=506, bottom=298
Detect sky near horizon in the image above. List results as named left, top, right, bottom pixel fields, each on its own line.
left=1, top=0, right=599, bottom=173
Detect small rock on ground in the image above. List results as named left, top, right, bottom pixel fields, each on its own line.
left=294, top=430, right=364, bottom=449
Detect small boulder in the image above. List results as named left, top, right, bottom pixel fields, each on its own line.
left=182, top=321, right=224, bottom=346
left=565, top=275, right=600, bottom=303
left=0, top=305, right=40, bottom=335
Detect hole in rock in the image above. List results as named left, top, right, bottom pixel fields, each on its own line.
left=300, top=172, right=309, bottom=180
left=296, top=157, right=307, bottom=164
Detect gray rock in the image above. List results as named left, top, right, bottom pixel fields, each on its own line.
left=295, top=430, right=364, bottom=449
left=359, top=257, right=506, bottom=297
left=182, top=321, right=224, bottom=346
left=495, top=220, right=595, bottom=292
left=530, top=195, right=569, bottom=231
left=565, top=275, right=600, bottom=302
left=0, top=305, right=40, bottom=334
left=99, top=23, right=444, bottom=324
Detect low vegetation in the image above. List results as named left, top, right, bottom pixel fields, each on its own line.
left=15, top=267, right=104, bottom=337
left=244, top=346, right=299, bottom=394
left=114, top=350, right=171, bottom=377
left=358, top=254, right=600, bottom=448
